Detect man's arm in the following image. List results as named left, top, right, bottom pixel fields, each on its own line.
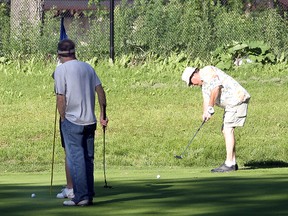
left=203, top=86, right=222, bottom=121
left=208, top=85, right=222, bottom=107
left=95, top=85, right=108, bottom=127
left=56, top=94, right=66, bottom=121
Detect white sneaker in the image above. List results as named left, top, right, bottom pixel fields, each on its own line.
left=63, top=199, right=91, bottom=206
left=56, top=187, right=75, bottom=199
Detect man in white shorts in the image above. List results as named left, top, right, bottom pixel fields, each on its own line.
left=182, top=66, right=250, bottom=172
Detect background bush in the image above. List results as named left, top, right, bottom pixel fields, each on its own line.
left=0, top=3, right=10, bottom=57
left=0, top=0, right=288, bottom=61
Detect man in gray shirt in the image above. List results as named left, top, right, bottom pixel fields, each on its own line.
left=54, top=39, right=108, bottom=206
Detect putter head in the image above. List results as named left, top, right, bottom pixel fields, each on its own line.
left=175, top=155, right=183, bottom=159
left=104, top=185, right=113, bottom=189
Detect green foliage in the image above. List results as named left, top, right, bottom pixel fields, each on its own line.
left=114, top=0, right=136, bottom=54
left=223, top=0, right=244, bottom=13
left=0, top=3, right=10, bottom=56
left=5, top=10, right=59, bottom=58
left=115, top=0, right=288, bottom=60
left=1, top=0, right=288, bottom=61
left=212, top=41, right=277, bottom=70
left=258, top=9, right=288, bottom=55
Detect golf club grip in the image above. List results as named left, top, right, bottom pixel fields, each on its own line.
left=196, top=120, right=205, bottom=134
left=201, top=119, right=205, bottom=127
left=103, top=108, right=107, bottom=120
left=103, top=110, right=106, bottom=120
left=103, top=105, right=107, bottom=130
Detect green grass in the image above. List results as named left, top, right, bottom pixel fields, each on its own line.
left=0, top=59, right=288, bottom=172
left=1, top=167, right=288, bottom=216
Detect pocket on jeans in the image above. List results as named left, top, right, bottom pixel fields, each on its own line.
left=60, top=119, right=67, bottom=128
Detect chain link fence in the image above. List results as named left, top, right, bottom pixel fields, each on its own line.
left=1, top=0, right=288, bottom=61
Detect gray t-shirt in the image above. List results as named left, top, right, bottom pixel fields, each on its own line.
left=54, top=60, right=101, bottom=125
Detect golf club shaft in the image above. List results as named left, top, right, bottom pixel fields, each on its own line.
left=50, top=104, right=57, bottom=194
left=179, top=120, right=205, bottom=157
left=102, top=108, right=110, bottom=187
left=103, top=126, right=108, bottom=186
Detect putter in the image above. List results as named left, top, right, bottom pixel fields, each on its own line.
left=103, top=112, right=112, bottom=189
left=175, top=120, right=205, bottom=159
left=50, top=105, right=57, bottom=194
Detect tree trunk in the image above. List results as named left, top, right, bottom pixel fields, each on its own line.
left=10, top=0, right=44, bottom=33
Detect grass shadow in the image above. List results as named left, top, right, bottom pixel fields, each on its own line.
left=1, top=172, right=288, bottom=216
left=243, top=160, right=288, bottom=169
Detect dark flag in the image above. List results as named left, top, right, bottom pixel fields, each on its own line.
left=60, top=17, right=68, bottom=41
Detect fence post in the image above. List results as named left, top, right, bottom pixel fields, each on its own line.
left=109, top=0, right=115, bottom=63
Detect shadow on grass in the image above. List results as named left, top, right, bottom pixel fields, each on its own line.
left=1, top=174, right=288, bottom=216
left=244, top=160, right=288, bottom=169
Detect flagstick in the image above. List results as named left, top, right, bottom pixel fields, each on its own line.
left=50, top=16, right=68, bottom=195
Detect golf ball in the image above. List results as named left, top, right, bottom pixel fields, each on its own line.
left=31, top=193, right=36, bottom=198
left=157, top=175, right=160, bottom=179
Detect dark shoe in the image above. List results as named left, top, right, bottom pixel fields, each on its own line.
left=211, top=163, right=238, bottom=173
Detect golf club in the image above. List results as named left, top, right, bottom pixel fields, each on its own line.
left=175, top=120, right=206, bottom=159
left=50, top=104, right=57, bottom=194
left=103, top=112, right=112, bottom=189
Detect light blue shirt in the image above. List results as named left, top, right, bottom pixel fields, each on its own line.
left=54, top=60, right=101, bottom=125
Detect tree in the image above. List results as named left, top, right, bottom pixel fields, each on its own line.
left=10, top=0, right=44, bottom=33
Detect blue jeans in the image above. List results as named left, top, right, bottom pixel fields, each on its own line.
left=61, top=119, right=96, bottom=203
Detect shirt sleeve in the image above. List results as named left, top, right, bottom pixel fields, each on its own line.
left=88, top=64, right=101, bottom=88
left=54, top=66, right=66, bottom=95
left=93, top=71, right=102, bottom=87
left=200, top=66, right=222, bottom=103
left=201, top=66, right=222, bottom=92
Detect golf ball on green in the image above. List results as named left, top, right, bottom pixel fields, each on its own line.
left=31, top=193, right=36, bottom=198
left=157, top=175, right=160, bottom=179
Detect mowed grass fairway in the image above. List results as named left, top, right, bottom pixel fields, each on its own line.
left=1, top=167, right=288, bottom=216
left=0, top=59, right=288, bottom=215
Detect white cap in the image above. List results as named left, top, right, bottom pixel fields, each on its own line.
left=181, top=67, right=197, bottom=86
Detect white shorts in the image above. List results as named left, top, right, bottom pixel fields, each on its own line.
left=223, top=100, right=249, bottom=128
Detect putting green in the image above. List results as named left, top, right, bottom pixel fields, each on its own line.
left=1, top=167, right=288, bottom=216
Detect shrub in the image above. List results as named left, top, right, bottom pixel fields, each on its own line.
left=212, top=40, right=277, bottom=70
left=1, top=0, right=288, bottom=62
left=0, top=3, right=10, bottom=57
